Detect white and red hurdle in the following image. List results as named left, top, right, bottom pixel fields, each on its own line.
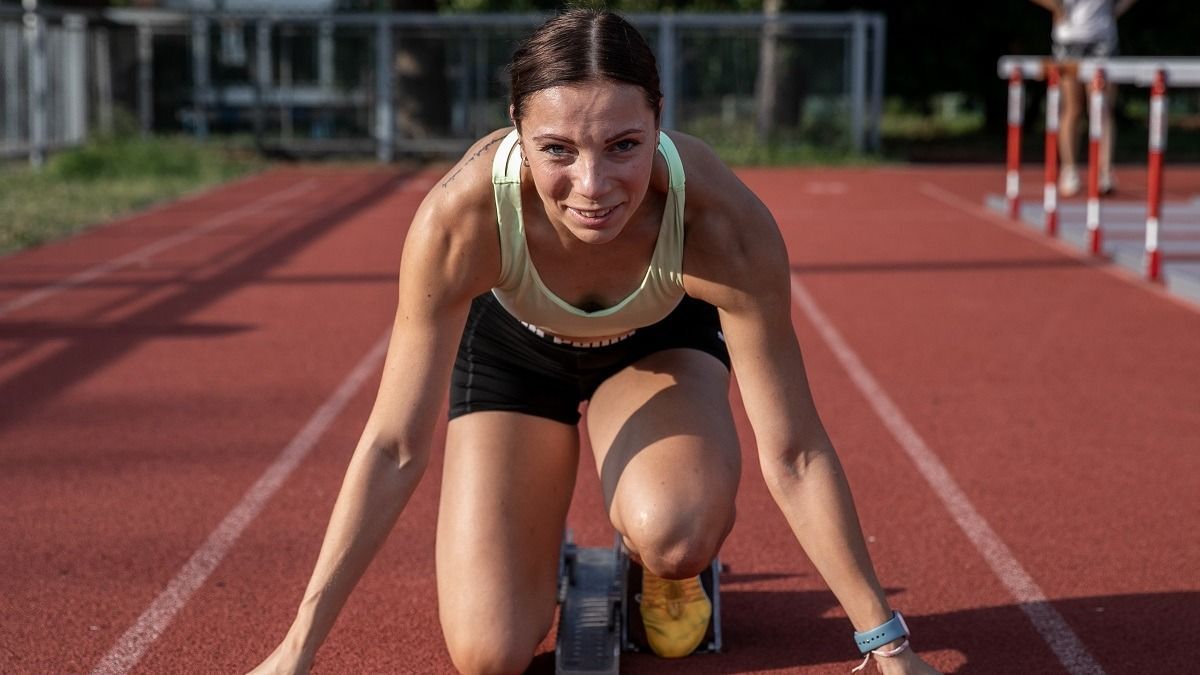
left=997, top=57, right=1200, bottom=282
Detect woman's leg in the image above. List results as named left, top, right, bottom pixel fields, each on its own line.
left=585, top=348, right=740, bottom=657
left=585, top=348, right=741, bottom=580
left=436, top=411, right=579, bottom=675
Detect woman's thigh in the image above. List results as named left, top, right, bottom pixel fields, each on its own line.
left=436, top=411, right=579, bottom=671
left=585, top=348, right=741, bottom=577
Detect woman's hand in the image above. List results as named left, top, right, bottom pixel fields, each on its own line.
left=871, top=647, right=941, bottom=674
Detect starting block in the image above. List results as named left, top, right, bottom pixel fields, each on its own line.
left=554, top=530, right=722, bottom=675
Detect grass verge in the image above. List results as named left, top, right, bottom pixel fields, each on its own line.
left=0, top=135, right=265, bottom=256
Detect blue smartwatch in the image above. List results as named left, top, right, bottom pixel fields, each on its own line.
left=854, top=611, right=909, bottom=654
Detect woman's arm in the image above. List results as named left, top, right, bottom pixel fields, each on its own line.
left=677, top=135, right=938, bottom=674
left=249, top=133, right=505, bottom=674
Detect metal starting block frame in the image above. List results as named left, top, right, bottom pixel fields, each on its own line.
left=554, top=530, right=722, bottom=675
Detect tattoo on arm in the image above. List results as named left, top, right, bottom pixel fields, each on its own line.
left=441, top=135, right=504, bottom=189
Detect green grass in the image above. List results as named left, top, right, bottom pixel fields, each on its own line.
left=0, top=135, right=265, bottom=255
left=681, top=116, right=882, bottom=167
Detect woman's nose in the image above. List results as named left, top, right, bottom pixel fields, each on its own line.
left=572, top=156, right=608, bottom=201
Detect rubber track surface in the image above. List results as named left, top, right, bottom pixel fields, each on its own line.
left=1, top=164, right=1197, bottom=674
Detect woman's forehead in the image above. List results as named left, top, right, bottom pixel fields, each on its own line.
left=521, top=82, right=655, bottom=135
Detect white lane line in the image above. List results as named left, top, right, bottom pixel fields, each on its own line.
left=90, top=331, right=391, bottom=675
left=789, top=275, right=1106, bottom=675
left=0, top=179, right=317, bottom=320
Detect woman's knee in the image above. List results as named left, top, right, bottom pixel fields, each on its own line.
left=621, top=501, right=735, bottom=578
left=439, top=584, right=556, bottom=675
left=443, top=625, right=542, bottom=675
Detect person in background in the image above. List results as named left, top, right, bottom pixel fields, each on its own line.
left=1030, top=0, right=1138, bottom=196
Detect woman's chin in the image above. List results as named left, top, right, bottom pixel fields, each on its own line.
left=569, top=227, right=621, bottom=246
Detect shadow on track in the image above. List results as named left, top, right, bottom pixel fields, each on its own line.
left=0, top=171, right=407, bottom=437
left=523, top=590, right=1198, bottom=674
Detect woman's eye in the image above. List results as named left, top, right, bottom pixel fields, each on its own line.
left=541, top=144, right=567, bottom=156
left=613, top=139, right=638, bottom=152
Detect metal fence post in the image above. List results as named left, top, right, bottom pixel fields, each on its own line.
left=656, top=14, right=676, bottom=131
left=254, top=19, right=271, bottom=144
left=869, top=15, right=886, bottom=153
left=3, top=22, right=20, bottom=145
left=280, top=25, right=293, bottom=141
left=375, top=19, right=393, bottom=163
left=473, top=30, right=487, bottom=137
left=191, top=14, right=209, bottom=140
left=319, top=20, right=334, bottom=90
left=318, top=19, right=334, bottom=138
left=850, top=12, right=867, bottom=153
left=24, top=5, right=47, bottom=167
left=64, top=14, right=87, bottom=145
left=137, top=22, right=153, bottom=135
left=95, top=26, right=113, bottom=136
left=452, top=36, right=468, bottom=135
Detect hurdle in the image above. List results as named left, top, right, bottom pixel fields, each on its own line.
left=997, top=57, right=1200, bottom=281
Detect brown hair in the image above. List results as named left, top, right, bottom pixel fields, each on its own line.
left=508, top=8, right=662, bottom=127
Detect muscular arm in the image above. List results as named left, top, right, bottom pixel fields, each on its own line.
left=685, top=189, right=891, bottom=630
left=252, top=132, right=504, bottom=673
left=678, top=135, right=936, bottom=673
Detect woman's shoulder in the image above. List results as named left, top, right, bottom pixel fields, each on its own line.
left=668, top=131, right=787, bottom=303
left=668, top=131, right=777, bottom=249
left=428, top=127, right=513, bottom=213
left=411, top=128, right=512, bottom=246
left=403, top=129, right=512, bottom=296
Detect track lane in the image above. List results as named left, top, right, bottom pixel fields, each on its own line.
left=758, top=166, right=1200, bottom=673
left=0, top=166, right=421, bottom=672
left=4, top=165, right=1198, bottom=674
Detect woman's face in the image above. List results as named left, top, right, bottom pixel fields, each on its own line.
left=516, top=81, right=659, bottom=245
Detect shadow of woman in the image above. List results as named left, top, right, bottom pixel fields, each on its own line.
left=528, top=588, right=1200, bottom=674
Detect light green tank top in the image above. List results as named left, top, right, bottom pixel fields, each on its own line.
left=490, top=129, right=687, bottom=340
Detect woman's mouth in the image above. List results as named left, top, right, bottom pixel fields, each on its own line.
left=567, top=205, right=618, bottom=226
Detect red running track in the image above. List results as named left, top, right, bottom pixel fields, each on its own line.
left=1, top=164, right=1198, bottom=675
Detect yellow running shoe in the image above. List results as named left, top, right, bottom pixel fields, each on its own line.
left=638, top=569, right=712, bottom=658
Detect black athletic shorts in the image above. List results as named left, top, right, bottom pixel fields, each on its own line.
left=449, top=292, right=731, bottom=425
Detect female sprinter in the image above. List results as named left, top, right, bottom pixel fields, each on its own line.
left=250, top=9, right=940, bottom=675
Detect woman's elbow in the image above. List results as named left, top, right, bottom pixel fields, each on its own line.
left=367, top=434, right=431, bottom=474
left=758, top=434, right=837, bottom=485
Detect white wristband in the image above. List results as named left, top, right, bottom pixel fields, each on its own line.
left=850, top=638, right=910, bottom=672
